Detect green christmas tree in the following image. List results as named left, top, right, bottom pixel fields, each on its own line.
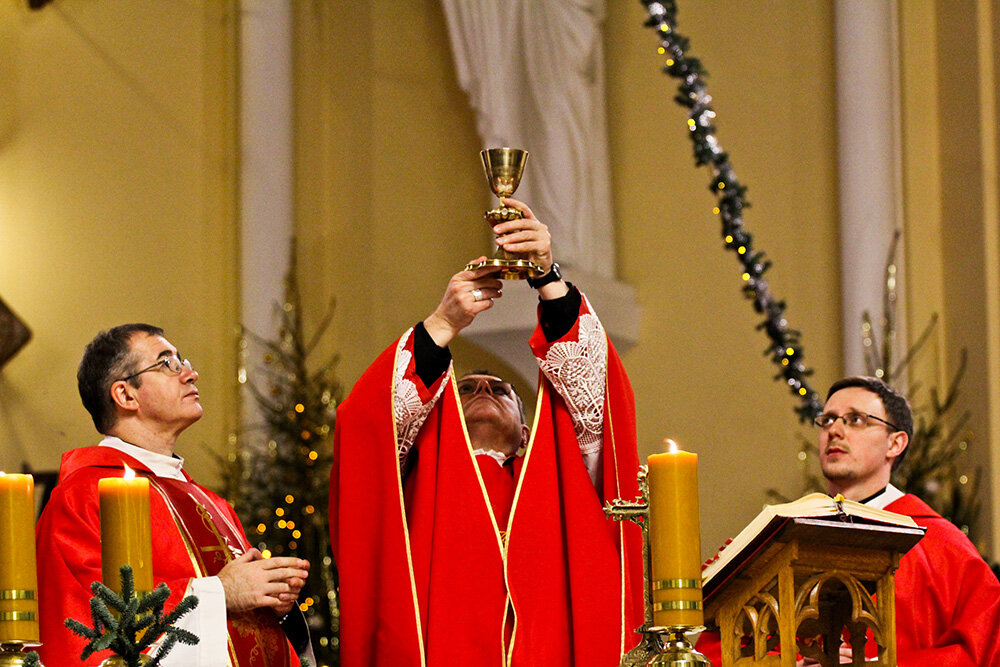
left=220, top=247, right=342, bottom=666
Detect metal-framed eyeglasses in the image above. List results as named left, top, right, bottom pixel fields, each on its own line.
left=456, top=377, right=515, bottom=397
left=118, top=355, right=193, bottom=383
left=812, top=410, right=900, bottom=432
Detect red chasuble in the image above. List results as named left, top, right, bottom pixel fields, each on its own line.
left=35, top=446, right=299, bottom=667
left=879, top=494, right=1000, bottom=666
left=330, top=303, right=644, bottom=666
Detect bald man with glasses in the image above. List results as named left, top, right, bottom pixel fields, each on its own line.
left=330, top=198, right=644, bottom=667
left=35, top=323, right=313, bottom=666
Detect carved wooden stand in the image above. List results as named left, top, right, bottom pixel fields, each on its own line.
left=704, top=518, right=924, bottom=667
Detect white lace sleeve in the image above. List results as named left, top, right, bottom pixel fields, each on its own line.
left=537, top=311, right=608, bottom=484
left=393, top=330, right=450, bottom=474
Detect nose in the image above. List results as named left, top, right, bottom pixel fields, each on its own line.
left=183, top=367, right=198, bottom=383
left=826, top=415, right=846, bottom=438
left=471, top=378, right=494, bottom=395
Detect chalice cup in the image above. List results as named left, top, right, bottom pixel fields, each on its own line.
left=464, top=147, right=543, bottom=280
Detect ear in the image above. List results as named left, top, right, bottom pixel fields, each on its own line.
left=520, top=424, right=530, bottom=446
left=887, top=430, right=909, bottom=461
left=110, top=380, right=140, bottom=414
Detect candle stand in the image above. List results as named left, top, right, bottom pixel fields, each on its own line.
left=0, top=643, right=42, bottom=666
left=605, top=466, right=710, bottom=667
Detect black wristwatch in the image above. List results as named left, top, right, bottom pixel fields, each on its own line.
left=527, top=262, right=562, bottom=289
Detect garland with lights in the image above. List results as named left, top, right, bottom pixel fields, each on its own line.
left=220, top=246, right=343, bottom=666
left=638, top=0, right=822, bottom=422
left=640, top=1, right=987, bottom=548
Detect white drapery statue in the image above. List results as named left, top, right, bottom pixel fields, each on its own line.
left=441, top=0, right=616, bottom=278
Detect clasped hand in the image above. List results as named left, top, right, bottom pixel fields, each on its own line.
left=217, top=547, right=310, bottom=616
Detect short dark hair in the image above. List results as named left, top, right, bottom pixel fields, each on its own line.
left=826, top=376, right=913, bottom=469
left=78, top=324, right=163, bottom=434
left=462, top=369, right=526, bottom=425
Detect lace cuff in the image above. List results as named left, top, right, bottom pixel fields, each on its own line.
left=393, top=329, right=450, bottom=473
left=536, top=308, right=608, bottom=457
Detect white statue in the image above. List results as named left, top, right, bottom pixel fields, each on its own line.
left=441, top=0, right=616, bottom=278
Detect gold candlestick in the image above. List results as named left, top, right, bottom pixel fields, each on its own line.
left=0, top=643, right=43, bottom=666
left=605, top=466, right=710, bottom=666
left=464, top=147, right=543, bottom=280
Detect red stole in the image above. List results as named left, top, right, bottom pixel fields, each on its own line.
left=330, top=320, right=643, bottom=666
left=151, top=478, right=295, bottom=667
left=34, top=446, right=297, bottom=667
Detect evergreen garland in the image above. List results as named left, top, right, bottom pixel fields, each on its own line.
left=638, top=2, right=984, bottom=544
left=64, top=565, right=199, bottom=667
left=638, top=0, right=822, bottom=422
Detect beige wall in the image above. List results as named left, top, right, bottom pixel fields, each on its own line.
left=2, top=0, right=996, bottom=558
left=294, top=0, right=843, bottom=556
left=899, top=0, right=1000, bottom=553
left=0, top=1, right=238, bottom=487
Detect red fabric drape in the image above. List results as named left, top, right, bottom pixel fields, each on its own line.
left=330, top=315, right=643, bottom=666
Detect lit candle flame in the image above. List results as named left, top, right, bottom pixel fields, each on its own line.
left=663, top=438, right=679, bottom=453
left=122, top=464, right=136, bottom=480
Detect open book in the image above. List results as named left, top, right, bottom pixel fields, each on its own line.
left=702, top=493, right=922, bottom=600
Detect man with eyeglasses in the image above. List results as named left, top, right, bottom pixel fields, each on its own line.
left=35, top=324, right=314, bottom=666
left=697, top=376, right=1000, bottom=666
left=330, top=198, right=643, bottom=666
left=809, top=376, right=1000, bottom=665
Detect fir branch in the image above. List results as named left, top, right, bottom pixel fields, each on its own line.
left=65, top=566, right=199, bottom=667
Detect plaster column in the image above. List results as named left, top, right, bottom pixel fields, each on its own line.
left=239, top=0, right=294, bottom=417
left=835, top=0, right=905, bottom=376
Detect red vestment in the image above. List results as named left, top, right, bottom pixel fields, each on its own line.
left=35, top=446, right=299, bottom=667
left=880, top=493, right=1000, bottom=666
left=330, top=298, right=644, bottom=666
left=696, top=493, right=1000, bottom=665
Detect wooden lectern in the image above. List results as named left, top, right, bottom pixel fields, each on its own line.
left=703, top=518, right=925, bottom=667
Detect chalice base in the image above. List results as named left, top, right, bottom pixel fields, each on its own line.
left=464, top=257, right=542, bottom=280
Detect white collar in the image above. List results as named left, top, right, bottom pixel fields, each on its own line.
left=863, top=483, right=904, bottom=510
left=98, top=435, right=187, bottom=482
left=473, top=448, right=510, bottom=466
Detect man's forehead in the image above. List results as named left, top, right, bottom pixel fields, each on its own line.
left=826, top=386, right=882, bottom=411
left=130, top=333, right=177, bottom=358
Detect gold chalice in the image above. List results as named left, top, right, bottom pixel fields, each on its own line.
left=464, top=147, right=543, bottom=280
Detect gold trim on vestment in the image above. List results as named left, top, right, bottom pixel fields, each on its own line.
left=503, top=376, right=545, bottom=666
left=453, top=373, right=512, bottom=667
left=392, top=330, right=428, bottom=667
left=148, top=479, right=242, bottom=667
left=603, top=369, right=629, bottom=658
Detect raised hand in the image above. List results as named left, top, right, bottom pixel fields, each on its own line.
left=423, top=261, right=503, bottom=347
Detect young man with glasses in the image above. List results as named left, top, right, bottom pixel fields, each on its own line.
left=35, top=324, right=313, bottom=666
left=330, top=198, right=643, bottom=666
left=808, top=376, right=1000, bottom=665
left=700, top=376, right=1000, bottom=666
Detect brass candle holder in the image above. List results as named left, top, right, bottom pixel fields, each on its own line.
left=605, top=466, right=710, bottom=666
left=0, top=643, right=43, bottom=666
left=464, top=147, right=543, bottom=280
